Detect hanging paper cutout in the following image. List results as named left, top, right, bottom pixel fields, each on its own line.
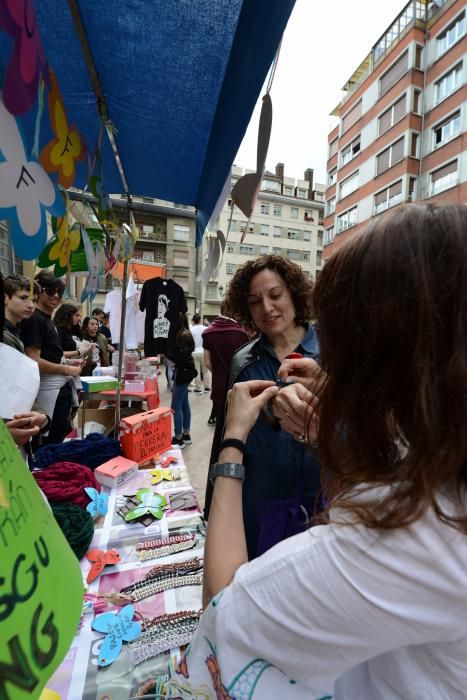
left=124, top=488, right=168, bottom=522
left=85, top=487, right=109, bottom=519
left=37, top=210, right=81, bottom=276
left=206, top=169, right=232, bottom=232
left=80, top=227, right=106, bottom=302
left=91, top=604, right=141, bottom=667
left=0, top=0, right=50, bottom=116
left=40, top=70, right=84, bottom=188
left=86, top=549, right=121, bottom=584
left=88, top=153, right=111, bottom=221
left=197, top=230, right=226, bottom=284
left=0, top=93, right=65, bottom=260
left=120, top=216, right=138, bottom=262
left=231, top=93, right=272, bottom=222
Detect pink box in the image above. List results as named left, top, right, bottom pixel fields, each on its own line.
left=94, top=456, right=139, bottom=488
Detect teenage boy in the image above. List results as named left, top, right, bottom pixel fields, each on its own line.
left=21, top=270, right=81, bottom=445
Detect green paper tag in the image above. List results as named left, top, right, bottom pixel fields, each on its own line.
left=0, top=421, right=84, bottom=699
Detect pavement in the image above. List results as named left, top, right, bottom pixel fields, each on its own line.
left=158, top=381, right=214, bottom=512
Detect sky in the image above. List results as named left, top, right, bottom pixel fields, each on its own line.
left=235, top=0, right=408, bottom=185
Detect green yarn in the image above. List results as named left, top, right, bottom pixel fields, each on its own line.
left=51, top=502, right=95, bottom=560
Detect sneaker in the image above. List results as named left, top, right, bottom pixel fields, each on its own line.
left=204, top=387, right=210, bottom=393
left=171, top=436, right=185, bottom=449
left=207, top=417, right=216, bottom=426
left=193, top=389, right=203, bottom=395
left=182, top=433, right=192, bottom=445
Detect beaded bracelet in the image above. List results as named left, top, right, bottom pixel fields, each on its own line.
left=136, top=533, right=195, bottom=551
left=120, top=557, right=203, bottom=601
left=128, top=610, right=201, bottom=665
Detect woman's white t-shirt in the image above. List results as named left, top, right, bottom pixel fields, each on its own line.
left=168, top=494, right=467, bottom=699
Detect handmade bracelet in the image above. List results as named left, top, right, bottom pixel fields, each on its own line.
left=128, top=616, right=200, bottom=665
left=136, top=533, right=195, bottom=551
left=143, top=556, right=202, bottom=580
left=142, top=608, right=202, bottom=632
left=219, top=438, right=246, bottom=454
left=136, top=539, right=197, bottom=561
left=121, top=573, right=203, bottom=601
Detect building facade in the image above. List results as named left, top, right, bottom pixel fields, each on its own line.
left=201, top=163, right=325, bottom=319
left=324, top=0, right=467, bottom=257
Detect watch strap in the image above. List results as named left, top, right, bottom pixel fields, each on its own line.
left=209, top=462, right=245, bottom=485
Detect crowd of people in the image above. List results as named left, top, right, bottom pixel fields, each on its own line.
left=2, top=201, right=466, bottom=697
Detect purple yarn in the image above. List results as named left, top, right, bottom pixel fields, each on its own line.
left=33, top=433, right=122, bottom=470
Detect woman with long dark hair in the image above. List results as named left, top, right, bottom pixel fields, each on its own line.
left=164, top=203, right=467, bottom=699
left=170, top=313, right=196, bottom=448
left=53, top=302, right=83, bottom=359
left=80, top=316, right=110, bottom=375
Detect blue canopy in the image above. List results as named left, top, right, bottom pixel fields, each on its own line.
left=0, top=0, right=295, bottom=244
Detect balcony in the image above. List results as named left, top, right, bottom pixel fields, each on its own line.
left=138, top=231, right=167, bottom=243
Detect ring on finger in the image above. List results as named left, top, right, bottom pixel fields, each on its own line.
left=295, top=432, right=306, bottom=443
left=283, top=408, right=291, bottom=418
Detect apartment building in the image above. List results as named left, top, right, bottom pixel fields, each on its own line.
left=201, top=163, right=325, bottom=319
left=324, top=0, right=467, bottom=256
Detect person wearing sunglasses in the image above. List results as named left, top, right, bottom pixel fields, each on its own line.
left=20, top=270, right=81, bottom=446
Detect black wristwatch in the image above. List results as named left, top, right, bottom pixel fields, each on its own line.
left=209, top=462, right=245, bottom=485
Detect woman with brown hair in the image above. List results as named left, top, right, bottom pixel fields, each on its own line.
left=170, top=313, right=196, bottom=448
left=80, top=316, right=110, bottom=375
left=166, top=203, right=467, bottom=699
left=205, top=254, right=321, bottom=559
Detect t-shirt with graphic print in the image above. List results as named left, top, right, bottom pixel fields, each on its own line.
left=139, top=277, right=187, bottom=358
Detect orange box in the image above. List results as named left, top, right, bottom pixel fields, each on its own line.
left=119, top=407, right=172, bottom=462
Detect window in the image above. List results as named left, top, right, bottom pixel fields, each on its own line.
left=240, top=244, right=253, bottom=255
left=227, top=243, right=235, bottom=253
left=415, top=45, right=423, bottom=69
left=273, top=226, right=282, bottom=237
left=376, top=137, right=404, bottom=175
left=379, top=94, right=406, bottom=134
left=374, top=180, right=403, bottom=214
left=173, top=276, right=189, bottom=292
left=329, top=137, right=338, bottom=158
left=339, top=171, right=359, bottom=199
left=328, top=168, right=337, bottom=186
left=297, top=188, right=307, bottom=198
left=304, top=230, right=312, bottom=241
left=316, top=251, right=323, bottom=266
left=430, top=160, right=458, bottom=194
left=408, top=176, right=417, bottom=202
left=302, top=252, right=310, bottom=262
left=412, top=89, right=421, bottom=114
left=317, top=230, right=323, bottom=246
left=290, top=207, right=299, bottom=219
left=435, top=63, right=462, bottom=103
left=283, top=185, right=294, bottom=196
left=142, top=224, right=154, bottom=234
left=273, top=204, right=282, bottom=216
left=259, top=246, right=269, bottom=255
left=173, top=224, right=190, bottom=241
left=206, top=284, right=218, bottom=300
left=230, top=219, right=238, bottom=232
left=434, top=112, right=461, bottom=147
left=262, top=178, right=281, bottom=193
left=327, top=197, right=336, bottom=215
left=173, top=249, right=189, bottom=266
left=410, top=133, right=419, bottom=158
left=337, top=207, right=357, bottom=232
left=287, top=229, right=300, bottom=240
left=324, top=226, right=335, bottom=245
left=437, top=13, right=465, bottom=57
left=260, top=224, right=269, bottom=236
left=314, top=192, right=324, bottom=201
left=0, top=222, right=21, bottom=275
left=226, top=263, right=235, bottom=275
left=287, top=249, right=301, bottom=260
left=142, top=250, right=154, bottom=261
left=304, top=211, right=314, bottom=222
left=260, top=203, right=270, bottom=215
left=380, top=50, right=408, bottom=95
left=272, top=247, right=282, bottom=254
left=342, top=99, right=362, bottom=133
left=341, top=136, right=361, bottom=166
left=240, top=221, right=254, bottom=233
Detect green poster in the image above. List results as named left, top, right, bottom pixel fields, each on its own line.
left=0, top=421, right=84, bottom=700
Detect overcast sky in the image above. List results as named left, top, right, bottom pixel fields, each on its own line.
left=235, top=0, right=407, bottom=185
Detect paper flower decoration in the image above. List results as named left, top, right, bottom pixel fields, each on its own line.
left=49, top=215, right=81, bottom=271
left=85, top=487, right=109, bottom=519
left=0, top=93, right=65, bottom=260
left=88, top=154, right=111, bottom=221
left=80, top=227, right=106, bottom=303
left=124, top=488, right=167, bottom=522
left=40, top=70, right=84, bottom=188
left=91, top=604, right=141, bottom=667
left=150, top=469, right=180, bottom=485
left=0, top=0, right=50, bottom=116
left=86, top=549, right=121, bottom=584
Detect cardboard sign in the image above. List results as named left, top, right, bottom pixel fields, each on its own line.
left=0, top=421, right=83, bottom=700
left=120, top=407, right=172, bottom=462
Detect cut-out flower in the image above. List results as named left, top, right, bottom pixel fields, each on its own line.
left=124, top=488, right=168, bottom=522
left=48, top=215, right=81, bottom=270
left=40, top=70, right=83, bottom=188
left=0, top=0, right=50, bottom=115
left=80, top=227, right=106, bottom=303
left=91, top=604, right=141, bottom=667
left=0, top=93, right=64, bottom=260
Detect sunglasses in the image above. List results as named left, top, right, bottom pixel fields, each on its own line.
left=42, top=286, right=65, bottom=298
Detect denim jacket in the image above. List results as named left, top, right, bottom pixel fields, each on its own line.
left=205, top=324, right=321, bottom=559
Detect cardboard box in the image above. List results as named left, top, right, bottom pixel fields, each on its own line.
left=95, top=456, right=138, bottom=488
left=77, top=407, right=116, bottom=438
left=120, top=407, right=172, bottom=462
left=81, top=376, right=120, bottom=393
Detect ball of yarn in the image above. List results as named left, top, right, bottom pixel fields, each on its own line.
left=33, top=462, right=100, bottom=509
left=51, top=502, right=94, bottom=560
left=32, top=433, right=122, bottom=470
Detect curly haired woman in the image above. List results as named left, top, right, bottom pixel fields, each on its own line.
left=205, top=254, right=321, bottom=559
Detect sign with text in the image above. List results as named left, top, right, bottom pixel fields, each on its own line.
left=0, top=421, right=83, bottom=700
left=119, top=407, right=172, bottom=462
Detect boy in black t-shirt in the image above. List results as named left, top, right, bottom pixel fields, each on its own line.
left=21, top=271, right=81, bottom=445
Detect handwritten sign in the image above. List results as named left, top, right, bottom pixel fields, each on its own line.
left=0, top=421, right=83, bottom=700
left=120, top=408, right=172, bottom=462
